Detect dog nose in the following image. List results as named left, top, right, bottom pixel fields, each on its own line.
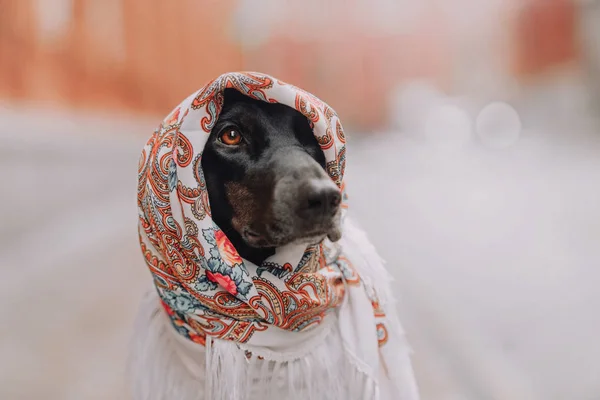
left=299, top=182, right=341, bottom=218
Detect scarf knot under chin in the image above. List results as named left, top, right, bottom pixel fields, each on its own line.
left=137, top=71, right=380, bottom=345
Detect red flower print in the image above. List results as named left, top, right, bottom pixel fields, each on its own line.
left=189, top=332, right=206, bottom=346
left=215, top=230, right=242, bottom=266
left=206, top=271, right=238, bottom=295
left=160, top=300, right=175, bottom=316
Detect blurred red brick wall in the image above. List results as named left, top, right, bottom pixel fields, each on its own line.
left=0, top=0, right=242, bottom=116
left=0, top=0, right=582, bottom=127
left=242, top=4, right=453, bottom=130
left=512, top=0, right=579, bottom=77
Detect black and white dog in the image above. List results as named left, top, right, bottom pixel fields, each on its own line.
left=202, top=88, right=343, bottom=265
left=131, top=88, right=419, bottom=400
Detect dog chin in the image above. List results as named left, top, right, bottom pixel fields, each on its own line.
left=290, top=227, right=342, bottom=247
left=241, top=217, right=343, bottom=249
left=290, top=234, right=328, bottom=246
left=243, top=234, right=324, bottom=249
left=326, top=225, right=342, bottom=242
left=242, top=231, right=338, bottom=249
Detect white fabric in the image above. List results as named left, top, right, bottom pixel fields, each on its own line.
left=135, top=71, right=419, bottom=399
left=129, top=219, right=420, bottom=400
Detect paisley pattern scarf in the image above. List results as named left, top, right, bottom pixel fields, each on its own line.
left=137, top=72, right=419, bottom=399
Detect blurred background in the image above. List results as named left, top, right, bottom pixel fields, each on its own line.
left=1, top=0, right=599, bottom=399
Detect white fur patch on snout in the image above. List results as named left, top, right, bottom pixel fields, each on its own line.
left=307, top=177, right=339, bottom=193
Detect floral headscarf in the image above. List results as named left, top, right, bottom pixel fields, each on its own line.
left=137, top=72, right=353, bottom=345
left=136, top=72, right=420, bottom=400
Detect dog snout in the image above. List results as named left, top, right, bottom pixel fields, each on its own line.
left=299, top=180, right=341, bottom=219
left=269, top=148, right=341, bottom=240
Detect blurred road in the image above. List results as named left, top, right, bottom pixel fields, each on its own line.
left=1, top=103, right=599, bottom=400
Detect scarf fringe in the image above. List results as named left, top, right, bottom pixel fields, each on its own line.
left=128, top=218, right=418, bottom=400
left=129, top=290, right=381, bottom=400
left=204, top=322, right=379, bottom=400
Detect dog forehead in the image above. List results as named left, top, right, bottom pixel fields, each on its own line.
left=220, top=100, right=302, bottom=141
left=216, top=101, right=263, bottom=129
left=175, top=71, right=346, bottom=187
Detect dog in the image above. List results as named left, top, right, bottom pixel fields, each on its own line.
left=201, top=88, right=343, bottom=264
left=131, top=83, right=419, bottom=400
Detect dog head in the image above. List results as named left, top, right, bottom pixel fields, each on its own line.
left=201, top=89, right=342, bottom=264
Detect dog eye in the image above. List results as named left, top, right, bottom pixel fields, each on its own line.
left=219, top=129, right=242, bottom=146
